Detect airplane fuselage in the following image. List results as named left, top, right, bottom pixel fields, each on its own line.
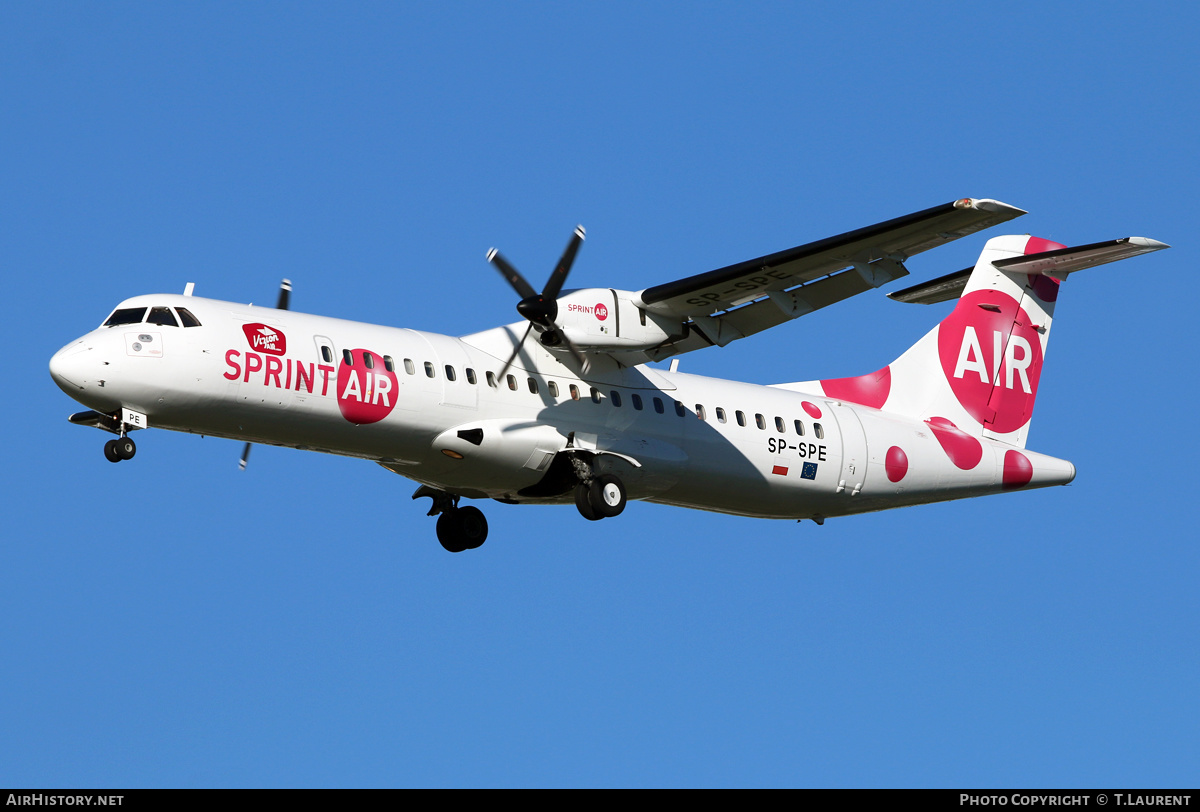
left=50, top=291, right=1075, bottom=524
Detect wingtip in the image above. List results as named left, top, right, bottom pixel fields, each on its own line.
left=960, top=197, right=1027, bottom=217
left=1126, top=237, right=1170, bottom=250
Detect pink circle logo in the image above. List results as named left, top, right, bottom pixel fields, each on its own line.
left=937, top=290, right=1044, bottom=434
left=594, top=303, right=608, bottom=321
left=336, top=349, right=399, bottom=424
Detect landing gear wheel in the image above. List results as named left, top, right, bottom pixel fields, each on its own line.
left=436, top=506, right=489, bottom=552
left=115, top=437, right=136, bottom=460
left=589, top=474, right=626, bottom=518
left=575, top=481, right=601, bottom=521
left=456, top=506, right=488, bottom=550
left=104, top=439, right=122, bottom=463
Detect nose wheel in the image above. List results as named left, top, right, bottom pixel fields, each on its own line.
left=103, top=436, right=136, bottom=463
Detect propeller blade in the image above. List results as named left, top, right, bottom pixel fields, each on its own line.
left=486, top=248, right=538, bottom=300
left=276, top=278, right=292, bottom=311
left=497, top=322, right=534, bottom=382
left=560, top=331, right=586, bottom=367
left=542, top=225, right=585, bottom=300
left=241, top=278, right=291, bottom=471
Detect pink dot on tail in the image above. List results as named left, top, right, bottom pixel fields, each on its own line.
left=885, top=446, right=908, bottom=482
left=821, top=366, right=891, bottom=409
left=802, top=401, right=822, bottom=419
left=1003, top=449, right=1034, bottom=489
left=1024, top=236, right=1067, bottom=255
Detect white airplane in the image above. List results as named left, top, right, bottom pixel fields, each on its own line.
left=49, top=198, right=1167, bottom=552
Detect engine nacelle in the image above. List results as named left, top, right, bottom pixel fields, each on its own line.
left=552, top=288, right=685, bottom=352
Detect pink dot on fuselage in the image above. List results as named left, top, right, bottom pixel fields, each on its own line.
left=1003, top=449, right=1034, bottom=489
left=925, top=417, right=984, bottom=470
left=802, top=401, right=822, bottom=419
left=885, top=446, right=908, bottom=482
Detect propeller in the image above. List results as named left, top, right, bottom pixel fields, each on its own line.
left=240, top=278, right=291, bottom=471
left=487, top=226, right=586, bottom=380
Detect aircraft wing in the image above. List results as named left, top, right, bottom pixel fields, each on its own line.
left=633, top=198, right=1024, bottom=360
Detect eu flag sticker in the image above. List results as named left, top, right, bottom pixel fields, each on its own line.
left=801, top=462, right=818, bottom=480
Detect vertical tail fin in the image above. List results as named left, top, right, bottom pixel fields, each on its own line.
left=803, top=235, right=1168, bottom=448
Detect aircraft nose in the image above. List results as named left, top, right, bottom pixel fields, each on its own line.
left=49, top=340, right=89, bottom=392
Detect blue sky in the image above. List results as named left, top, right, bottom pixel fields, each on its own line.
left=3, top=2, right=1197, bottom=787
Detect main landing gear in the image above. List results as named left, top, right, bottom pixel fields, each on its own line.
left=414, top=486, right=489, bottom=553
left=574, top=474, right=626, bottom=521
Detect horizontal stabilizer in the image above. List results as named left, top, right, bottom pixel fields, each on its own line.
left=993, top=237, right=1169, bottom=280
left=889, top=237, right=1170, bottom=304
left=887, top=267, right=971, bottom=305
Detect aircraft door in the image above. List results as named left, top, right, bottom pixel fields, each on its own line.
left=410, top=331, right=478, bottom=410
left=826, top=400, right=869, bottom=497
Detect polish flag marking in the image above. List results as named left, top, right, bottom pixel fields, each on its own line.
left=772, top=465, right=789, bottom=476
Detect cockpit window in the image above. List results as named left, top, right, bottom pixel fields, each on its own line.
left=177, top=307, right=202, bottom=327
left=103, top=307, right=147, bottom=327
left=146, top=307, right=179, bottom=327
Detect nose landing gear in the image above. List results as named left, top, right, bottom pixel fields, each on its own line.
left=103, top=436, right=136, bottom=463
left=66, top=408, right=145, bottom=463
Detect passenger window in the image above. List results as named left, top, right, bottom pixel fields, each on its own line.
left=528, top=377, right=538, bottom=394
left=147, top=307, right=179, bottom=327
left=177, top=307, right=201, bottom=327
left=445, top=365, right=456, bottom=382
left=814, top=422, right=825, bottom=439
left=695, top=404, right=706, bottom=420
left=755, top=413, right=766, bottom=430
left=321, top=345, right=334, bottom=364
left=632, top=394, right=643, bottom=411
left=548, top=381, right=559, bottom=397
left=424, top=362, right=435, bottom=378
left=103, top=307, right=147, bottom=327
left=384, top=355, right=395, bottom=372
left=716, top=407, right=727, bottom=423
left=736, top=410, right=746, bottom=427
left=404, top=358, right=415, bottom=375
left=674, top=401, right=686, bottom=417
left=653, top=397, right=665, bottom=414
left=486, top=371, right=497, bottom=387
left=466, top=368, right=477, bottom=385
left=794, top=419, right=805, bottom=436
left=611, top=391, right=622, bottom=407
left=507, top=374, right=517, bottom=391
left=343, top=349, right=354, bottom=366
left=364, top=352, right=375, bottom=369
left=775, top=416, right=785, bottom=433
left=570, top=384, right=580, bottom=401
left=591, top=388, right=602, bottom=404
